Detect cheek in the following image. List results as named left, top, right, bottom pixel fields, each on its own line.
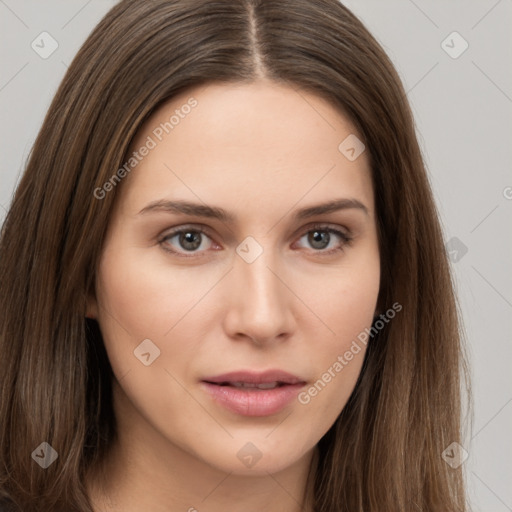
left=94, top=242, right=232, bottom=380
left=297, top=243, right=380, bottom=348
left=295, top=250, right=379, bottom=419
left=96, top=243, right=224, bottom=337
left=296, top=287, right=375, bottom=433
left=323, top=268, right=379, bottom=342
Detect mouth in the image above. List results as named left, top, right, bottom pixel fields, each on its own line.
left=204, top=381, right=293, bottom=390
left=202, top=369, right=305, bottom=386
left=200, top=370, right=307, bottom=416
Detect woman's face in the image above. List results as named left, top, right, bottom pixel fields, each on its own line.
left=88, top=80, right=380, bottom=476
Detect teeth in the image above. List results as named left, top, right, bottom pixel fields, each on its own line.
left=230, top=381, right=280, bottom=389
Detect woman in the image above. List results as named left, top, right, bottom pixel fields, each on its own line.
left=0, top=0, right=470, bottom=510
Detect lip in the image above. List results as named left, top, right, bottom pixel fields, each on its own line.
left=201, top=369, right=307, bottom=417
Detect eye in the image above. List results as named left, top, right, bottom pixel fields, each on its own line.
left=159, top=225, right=217, bottom=257
left=294, top=224, right=353, bottom=255
left=158, top=223, right=353, bottom=258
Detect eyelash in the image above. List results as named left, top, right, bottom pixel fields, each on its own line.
left=158, top=223, right=353, bottom=258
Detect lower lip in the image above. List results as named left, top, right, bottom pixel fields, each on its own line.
left=200, top=381, right=305, bottom=416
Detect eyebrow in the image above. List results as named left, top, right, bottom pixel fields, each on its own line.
left=138, top=197, right=369, bottom=221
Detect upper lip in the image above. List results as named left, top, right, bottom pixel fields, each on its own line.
left=202, top=369, right=306, bottom=385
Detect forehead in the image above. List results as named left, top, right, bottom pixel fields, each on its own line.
left=117, top=80, right=374, bottom=218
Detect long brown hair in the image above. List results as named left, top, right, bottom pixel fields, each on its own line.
left=0, top=0, right=471, bottom=510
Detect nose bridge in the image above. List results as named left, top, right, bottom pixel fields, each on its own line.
left=237, top=243, right=283, bottom=309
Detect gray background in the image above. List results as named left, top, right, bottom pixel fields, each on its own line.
left=1, top=1, right=511, bottom=510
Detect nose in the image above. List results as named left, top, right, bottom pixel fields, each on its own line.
left=222, top=245, right=296, bottom=345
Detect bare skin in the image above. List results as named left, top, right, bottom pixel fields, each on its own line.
left=86, top=79, right=380, bottom=512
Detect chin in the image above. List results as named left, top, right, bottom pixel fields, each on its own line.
left=194, top=437, right=311, bottom=476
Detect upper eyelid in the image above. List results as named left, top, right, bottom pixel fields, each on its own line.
left=159, top=221, right=350, bottom=237
left=159, top=223, right=216, bottom=241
